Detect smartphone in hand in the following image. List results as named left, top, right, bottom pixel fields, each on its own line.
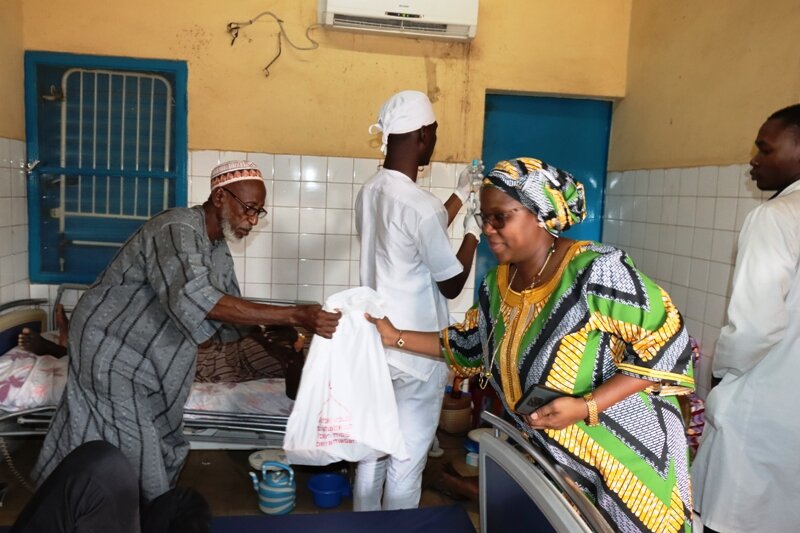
left=515, top=384, right=570, bottom=415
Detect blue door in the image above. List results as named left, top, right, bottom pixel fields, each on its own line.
left=474, top=94, right=612, bottom=292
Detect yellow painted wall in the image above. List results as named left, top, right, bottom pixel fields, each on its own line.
left=609, top=0, right=800, bottom=171
left=0, top=0, right=24, bottom=140
left=21, top=0, right=631, bottom=161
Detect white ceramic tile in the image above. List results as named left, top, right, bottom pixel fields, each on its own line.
left=0, top=227, right=11, bottom=257
left=696, top=166, right=719, bottom=197
left=716, top=164, right=741, bottom=197
left=0, top=138, right=9, bottom=168
left=324, top=259, right=350, bottom=285
left=271, top=207, right=299, bottom=233
left=676, top=197, right=696, bottom=227
left=606, top=172, right=621, bottom=194
left=350, top=236, right=361, bottom=260
left=701, top=325, right=721, bottom=359
left=299, top=234, right=325, bottom=260
left=299, top=208, right=326, bottom=234
left=325, top=235, right=350, bottom=261
left=327, top=157, right=354, bottom=183
left=617, top=222, right=632, bottom=247
left=298, top=284, right=324, bottom=302
left=679, top=167, right=699, bottom=197
left=633, top=197, right=647, bottom=223
left=219, top=151, right=246, bottom=163
left=664, top=169, right=681, bottom=195
left=9, top=140, right=25, bottom=169
left=684, top=318, right=704, bottom=344
left=416, top=165, right=431, bottom=189
left=13, top=253, right=27, bottom=283
left=694, top=198, right=716, bottom=229
left=247, top=153, right=274, bottom=180
left=243, top=282, right=271, bottom=299
left=674, top=226, right=693, bottom=256
left=350, top=260, right=360, bottom=285
left=713, top=198, right=738, bottom=231
left=190, top=176, right=211, bottom=204
left=619, top=197, right=633, bottom=221
left=704, top=293, right=728, bottom=327
left=300, top=181, right=326, bottom=208
left=710, top=230, right=736, bottom=264
left=274, top=155, right=301, bottom=181
left=233, top=256, right=245, bottom=281
left=647, top=169, right=665, bottom=196
left=244, top=257, right=272, bottom=284
left=661, top=196, right=678, bottom=225
left=634, top=170, right=649, bottom=195
left=10, top=168, right=26, bottom=198
left=658, top=225, right=677, bottom=255
left=0, top=198, right=12, bottom=227
left=272, top=259, right=299, bottom=284
left=672, top=255, right=691, bottom=287
left=602, top=219, right=619, bottom=245
left=273, top=181, right=300, bottom=207
left=430, top=187, right=451, bottom=204
left=630, top=223, right=646, bottom=249
left=301, top=156, right=327, bottom=182
left=620, top=170, right=636, bottom=196
left=689, top=258, right=710, bottom=291
left=691, top=228, right=713, bottom=260
left=272, top=284, right=298, bottom=300
left=353, top=158, right=380, bottom=184
left=0, top=256, right=11, bottom=286
left=604, top=196, right=620, bottom=220
left=431, top=162, right=456, bottom=188
left=272, top=233, right=299, bottom=259
left=13, top=281, right=29, bottom=300
left=645, top=196, right=662, bottom=225
left=655, top=252, right=674, bottom=282
left=707, top=261, right=733, bottom=296
left=735, top=197, right=760, bottom=231
left=686, top=289, right=707, bottom=321
left=323, top=284, right=350, bottom=300
left=326, top=183, right=352, bottom=209
left=245, top=231, right=272, bottom=258
left=325, top=209, right=352, bottom=235
left=0, top=168, right=11, bottom=197
left=298, top=259, right=324, bottom=285
left=191, top=150, right=220, bottom=179
left=12, top=226, right=27, bottom=254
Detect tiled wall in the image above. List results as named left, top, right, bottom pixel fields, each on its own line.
left=0, top=136, right=29, bottom=304
left=188, top=151, right=477, bottom=321
left=602, top=163, right=766, bottom=397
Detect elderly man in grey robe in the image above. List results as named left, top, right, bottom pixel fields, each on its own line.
left=32, top=161, right=341, bottom=501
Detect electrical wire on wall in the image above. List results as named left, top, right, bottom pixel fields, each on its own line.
left=226, top=11, right=320, bottom=77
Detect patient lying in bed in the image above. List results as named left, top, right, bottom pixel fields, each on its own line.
left=18, top=305, right=306, bottom=398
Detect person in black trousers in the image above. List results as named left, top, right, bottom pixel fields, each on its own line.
left=12, top=440, right=210, bottom=533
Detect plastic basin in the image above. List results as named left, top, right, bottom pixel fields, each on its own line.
left=307, top=473, right=349, bottom=509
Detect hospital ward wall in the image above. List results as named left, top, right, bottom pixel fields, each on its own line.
left=603, top=0, right=800, bottom=398
left=0, top=0, right=28, bottom=303
left=7, top=0, right=632, bottom=315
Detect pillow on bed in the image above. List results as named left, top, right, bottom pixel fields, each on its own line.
left=0, top=345, right=68, bottom=410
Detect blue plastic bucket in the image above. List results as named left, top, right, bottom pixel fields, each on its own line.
left=307, top=473, right=350, bottom=509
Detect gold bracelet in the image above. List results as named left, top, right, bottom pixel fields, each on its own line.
left=583, top=393, right=599, bottom=426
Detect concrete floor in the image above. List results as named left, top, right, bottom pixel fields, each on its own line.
left=0, top=432, right=480, bottom=528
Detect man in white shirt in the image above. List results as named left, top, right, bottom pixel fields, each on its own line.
left=353, top=90, right=481, bottom=511
left=692, top=104, right=800, bottom=533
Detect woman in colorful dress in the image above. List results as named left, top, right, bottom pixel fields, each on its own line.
left=368, top=157, right=695, bottom=532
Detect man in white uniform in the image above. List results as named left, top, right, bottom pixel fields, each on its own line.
left=353, top=90, right=481, bottom=510
left=692, top=104, right=800, bottom=533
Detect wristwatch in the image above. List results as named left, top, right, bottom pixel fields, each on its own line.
left=395, top=331, right=405, bottom=348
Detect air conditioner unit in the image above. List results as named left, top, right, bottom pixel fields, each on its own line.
left=317, top=0, right=479, bottom=41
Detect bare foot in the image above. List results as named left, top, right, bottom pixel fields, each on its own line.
left=54, top=304, right=69, bottom=346
left=17, top=327, right=68, bottom=357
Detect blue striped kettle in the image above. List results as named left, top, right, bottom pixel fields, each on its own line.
left=249, top=461, right=295, bottom=515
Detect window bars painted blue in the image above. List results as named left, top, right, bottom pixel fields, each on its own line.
left=25, top=52, right=187, bottom=284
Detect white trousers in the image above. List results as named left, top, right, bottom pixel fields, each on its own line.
left=353, top=363, right=448, bottom=511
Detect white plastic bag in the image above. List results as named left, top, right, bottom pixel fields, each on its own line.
left=283, top=287, right=408, bottom=465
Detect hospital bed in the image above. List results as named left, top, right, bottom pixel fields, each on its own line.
left=0, top=292, right=297, bottom=451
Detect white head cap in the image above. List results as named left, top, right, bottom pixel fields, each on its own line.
left=368, top=90, right=436, bottom=155
left=210, top=160, right=263, bottom=190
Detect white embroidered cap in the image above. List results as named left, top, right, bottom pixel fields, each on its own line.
left=210, top=160, right=263, bottom=190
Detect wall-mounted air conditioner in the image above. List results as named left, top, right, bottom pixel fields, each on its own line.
left=317, top=0, right=479, bottom=41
